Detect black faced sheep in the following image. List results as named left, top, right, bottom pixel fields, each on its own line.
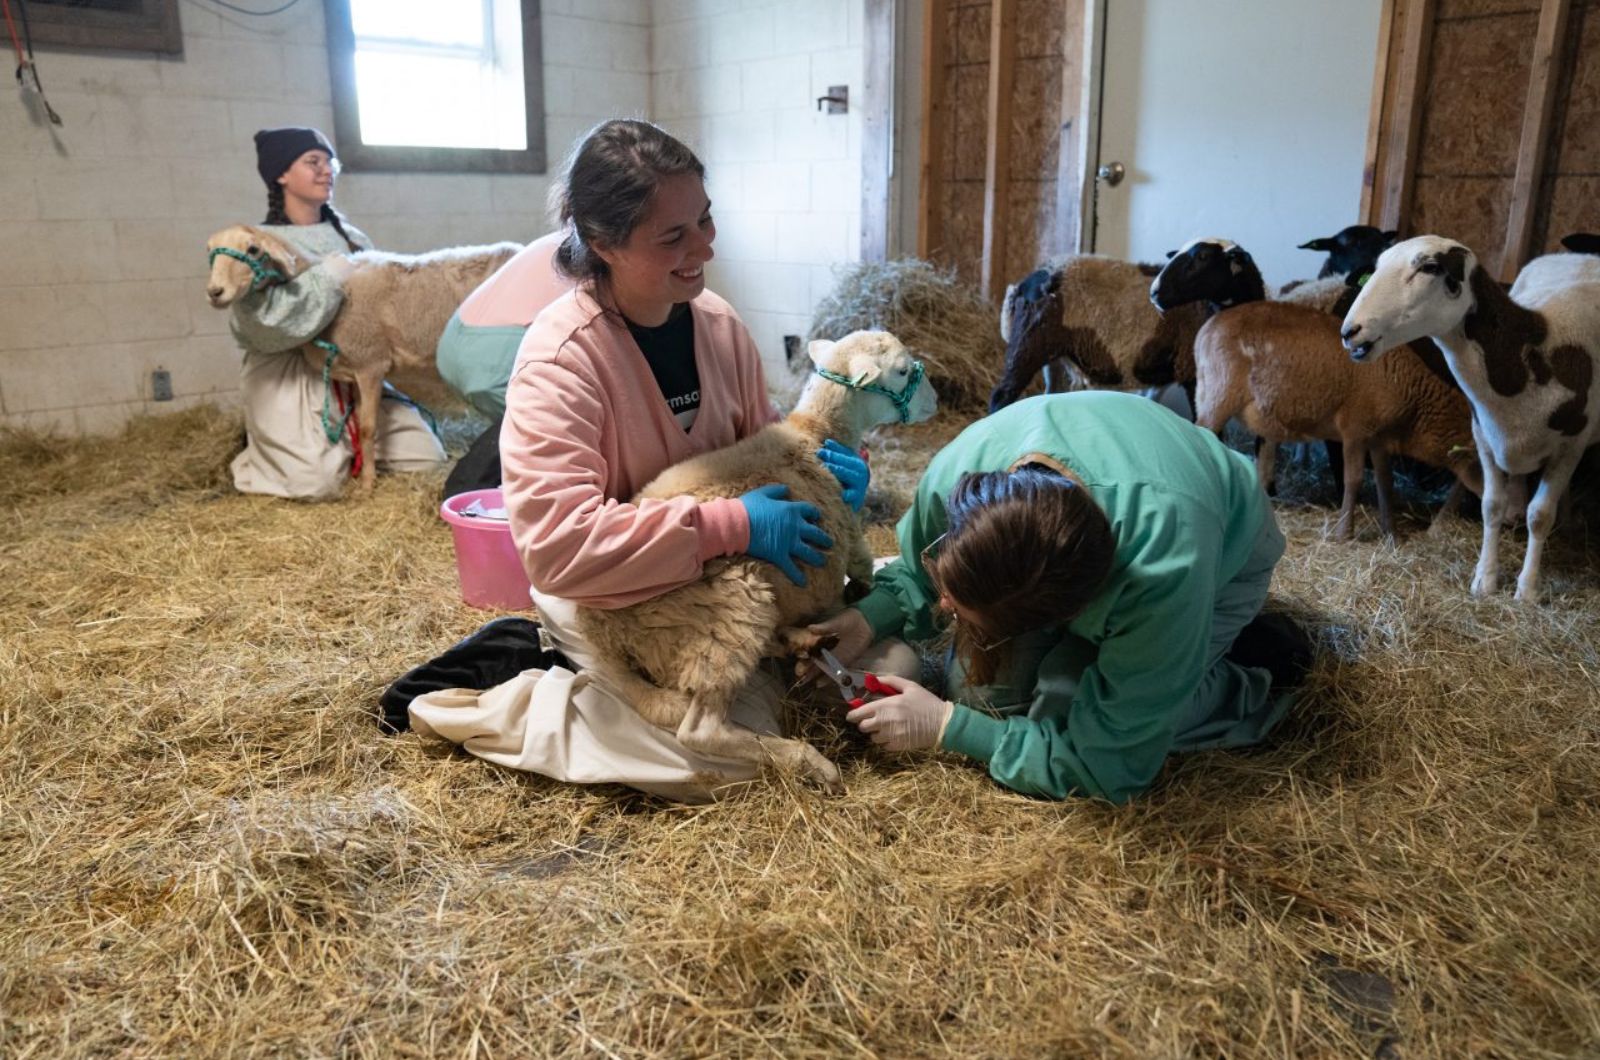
left=205, top=223, right=522, bottom=490
left=1342, top=236, right=1600, bottom=600
left=574, top=331, right=939, bottom=791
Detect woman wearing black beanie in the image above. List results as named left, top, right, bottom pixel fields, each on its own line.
left=225, top=126, right=445, bottom=499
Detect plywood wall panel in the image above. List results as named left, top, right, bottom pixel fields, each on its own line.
left=1016, top=0, right=1064, bottom=59
left=1435, top=0, right=1539, bottom=17
left=1003, top=181, right=1055, bottom=282
left=1536, top=175, right=1600, bottom=250
left=1011, top=56, right=1063, bottom=181
left=951, top=3, right=989, bottom=64
left=1547, top=2, right=1600, bottom=172
left=944, top=178, right=987, bottom=280
left=1411, top=174, right=1515, bottom=252
left=1417, top=13, right=1537, bottom=177
left=949, top=63, right=989, bottom=183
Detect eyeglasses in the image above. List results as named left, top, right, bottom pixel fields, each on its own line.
left=297, top=155, right=341, bottom=175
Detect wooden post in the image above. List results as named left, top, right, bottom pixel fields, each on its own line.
left=861, top=0, right=895, bottom=263
left=1053, top=0, right=1088, bottom=256
left=1373, top=0, right=1436, bottom=234
left=1499, top=0, right=1574, bottom=281
left=980, top=0, right=1017, bottom=302
left=915, top=0, right=947, bottom=262
left=1359, top=0, right=1398, bottom=225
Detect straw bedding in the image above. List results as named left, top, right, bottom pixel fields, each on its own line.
left=3, top=405, right=1598, bottom=1058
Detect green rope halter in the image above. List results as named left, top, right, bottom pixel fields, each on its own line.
left=812, top=359, right=926, bottom=424
left=316, top=340, right=354, bottom=444
left=208, top=246, right=285, bottom=292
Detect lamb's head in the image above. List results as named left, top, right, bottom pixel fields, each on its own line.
left=1150, top=237, right=1259, bottom=312
left=991, top=267, right=1061, bottom=412
left=1562, top=232, right=1600, bottom=256
left=205, top=225, right=301, bottom=308
left=804, top=330, right=938, bottom=433
left=1341, top=236, right=1476, bottom=363
left=1298, top=224, right=1398, bottom=281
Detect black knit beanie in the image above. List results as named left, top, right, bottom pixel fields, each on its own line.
left=254, top=126, right=337, bottom=187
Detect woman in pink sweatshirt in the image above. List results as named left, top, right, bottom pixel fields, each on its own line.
left=407, top=120, right=912, bottom=799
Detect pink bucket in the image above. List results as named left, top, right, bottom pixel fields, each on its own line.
left=439, top=488, right=532, bottom=611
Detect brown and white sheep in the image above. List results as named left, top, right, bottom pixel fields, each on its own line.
left=205, top=224, right=522, bottom=489
left=1342, top=236, right=1600, bottom=600
left=1191, top=300, right=1481, bottom=541
left=574, top=330, right=938, bottom=791
left=990, top=256, right=1206, bottom=412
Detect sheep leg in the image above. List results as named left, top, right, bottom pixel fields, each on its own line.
left=1428, top=478, right=1467, bottom=537
left=1254, top=439, right=1278, bottom=497
left=354, top=372, right=385, bottom=491
left=1471, top=421, right=1508, bottom=596
left=676, top=693, right=843, bottom=792
left=1333, top=437, right=1369, bottom=542
left=1514, top=449, right=1580, bottom=603
left=1370, top=446, right=1396, bottom=542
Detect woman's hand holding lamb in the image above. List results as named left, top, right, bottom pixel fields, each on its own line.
left=846, top=674, right=953, bottom=752
left=739, top=483, right=833, bottom=586
left=817, top=439, right=870, bottom=512
left=320, top=254, right=358, bottom=285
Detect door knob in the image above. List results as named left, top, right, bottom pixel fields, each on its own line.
left=1097, top=161, right=1126, bottom=186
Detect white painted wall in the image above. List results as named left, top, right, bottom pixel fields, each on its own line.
left=1093, top=0, right=1383, bottom=289
left=0, top=0, right=648, bottom=435
left=652, top=0, right=864, bottom=376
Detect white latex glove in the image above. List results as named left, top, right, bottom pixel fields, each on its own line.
left=846, top=673, right=954, bottom=752
left=793, top=606, right=875, bottom=681
left=321, top=254, right=358, bottom=285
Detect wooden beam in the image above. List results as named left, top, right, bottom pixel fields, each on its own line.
left=1499, top=0, right=1574, bottom=281
left=915, top=0, right=948, bottom=262
left=1053, top=0, right=1095, bottom=256
left=1373, top=0, right=1436, bottom=234
left=980, top=0, right=1018, bottom=302
left=861, top=0, right=895, bottom=263
left=1359, top=0, right=1398, bottom=225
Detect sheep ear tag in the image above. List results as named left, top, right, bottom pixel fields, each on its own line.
left=850, top=364, right=883, bottom=387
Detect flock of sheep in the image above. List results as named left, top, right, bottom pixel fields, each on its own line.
left=995, top=226, right=1600, bottom=604
left=200, top=220, right=1598, bottom=787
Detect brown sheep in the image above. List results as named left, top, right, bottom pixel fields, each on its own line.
left=1194, top=301, right=1482, bottom=541
left=205, top=224, right=521, bottom=489
left=575, top=331, right=939, bottom=792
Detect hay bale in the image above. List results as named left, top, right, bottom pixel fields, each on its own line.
left=799, top=259, right=1004, bottom=412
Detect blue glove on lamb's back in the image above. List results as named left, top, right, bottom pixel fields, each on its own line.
left=738, top=483, right=833, bottom=586
left=817, top=439, right=870, bottom=512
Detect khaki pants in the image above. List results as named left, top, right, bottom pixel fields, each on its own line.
left=231, top=349, right=446, bottom=501
left=410, top=587, right=920, bottom=801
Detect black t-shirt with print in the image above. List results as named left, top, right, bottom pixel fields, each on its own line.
left=626, top=302, right=700, bottom=430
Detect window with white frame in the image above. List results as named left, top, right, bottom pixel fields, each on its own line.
left=323, top=0, right=545, bottom=173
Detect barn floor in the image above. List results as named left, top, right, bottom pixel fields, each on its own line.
left=3, top=405, right=1599, bottom=1058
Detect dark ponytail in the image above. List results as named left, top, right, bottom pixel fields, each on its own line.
left=550, top=119, right=706, bottom=284
left=262, top=184, right=361, bottom=252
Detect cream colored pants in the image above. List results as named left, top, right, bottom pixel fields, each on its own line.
left=231, top=349, right=446, bottom=500
left=410, top=587, right=921, bottom=801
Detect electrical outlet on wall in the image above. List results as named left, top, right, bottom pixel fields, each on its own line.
left=151, top=369, right=173, bottom=402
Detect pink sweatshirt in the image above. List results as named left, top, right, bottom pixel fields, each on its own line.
left=500, top=284, right=781, bottom=608
left=457, top=231, right=573, bottom=328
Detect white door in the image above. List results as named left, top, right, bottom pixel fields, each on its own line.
left=1092, top=0, right=1383, bottom=290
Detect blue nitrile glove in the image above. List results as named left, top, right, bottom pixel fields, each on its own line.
left=739, top=483, right=833, bottom=586
left=817, top=438, right=870, bottom=512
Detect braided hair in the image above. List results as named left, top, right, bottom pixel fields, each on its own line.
left=263, top=183, right=362, bottom=252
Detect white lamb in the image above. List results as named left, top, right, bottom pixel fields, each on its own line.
left=575, top=331, right=938, bottom=791
left=1342, top=236, right=1600, bottom=600
left=204, top=224, right=522, bottom=489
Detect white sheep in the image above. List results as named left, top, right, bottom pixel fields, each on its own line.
left=574, top=331, right=938, bottom=791
left=205, top=224, right=522, bottom=489
left=1342, top=236, right=1600, bottom=599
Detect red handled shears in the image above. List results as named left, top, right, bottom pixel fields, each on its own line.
left=813, top=646, right=894, bottom=707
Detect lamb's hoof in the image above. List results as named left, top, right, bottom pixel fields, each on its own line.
left=779, top=626, right=838, bottom=657
left=800, top=746, right=844, bottom=793
left=1331, top=521, right=1354, bottom=543
left=1513, top=578, right=1542, bottom=604
left=1470, top=572, right=1499, bottom=597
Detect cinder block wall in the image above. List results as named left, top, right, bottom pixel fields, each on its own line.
left=0, top=0, right=649, bottom=435
left=651, top=0, right=865, bottom=375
